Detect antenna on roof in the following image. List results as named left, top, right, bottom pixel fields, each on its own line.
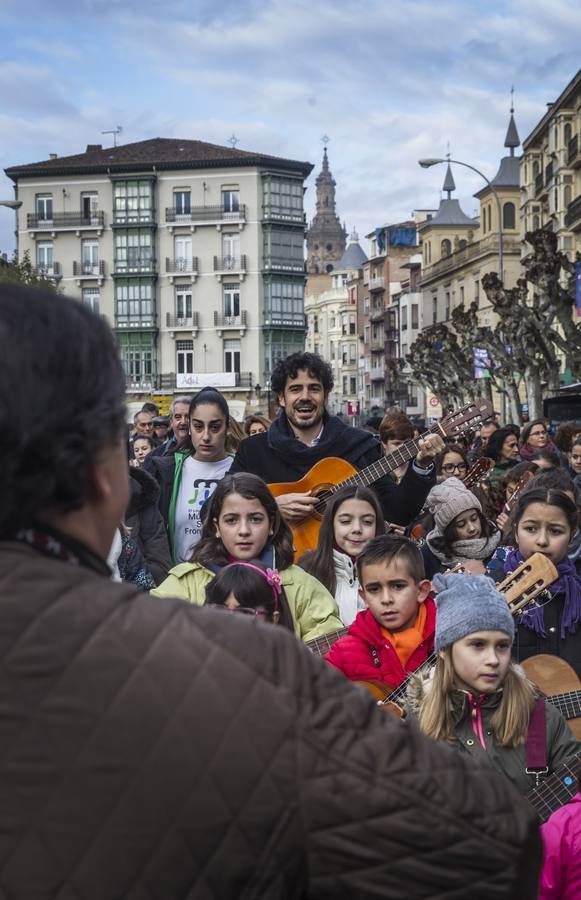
left=228, top=134, right=239, bottom=148
left=101, top=126, right=123, bottom=148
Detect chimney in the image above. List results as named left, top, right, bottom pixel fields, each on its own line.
left=49, top=153, right=57, bottom=160
left=86, top=144, right=102, bottom=152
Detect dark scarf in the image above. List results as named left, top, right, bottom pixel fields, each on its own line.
left=504, top=548, right=581, bottom=638
left=13, top=524, right=111, bottom=577
left=267, top=411, right=379, bottom=469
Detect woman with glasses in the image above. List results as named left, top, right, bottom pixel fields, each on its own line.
left=519, top=418, right=556, bottom=461
left=436, top=444, right=469, bottom=481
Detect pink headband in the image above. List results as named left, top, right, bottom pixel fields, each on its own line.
left=228, top=562, right=282, bottom=609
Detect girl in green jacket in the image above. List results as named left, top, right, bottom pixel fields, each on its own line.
left=410, top=572, right=579, bottom=796
left=151, top=473, right=343, bottom=643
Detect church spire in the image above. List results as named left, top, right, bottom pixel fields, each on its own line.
left=504, top=87, right=520, bottom=157
left=306, top=138, right=347, bottom=274
left=442, top=162, right=456, bottom=199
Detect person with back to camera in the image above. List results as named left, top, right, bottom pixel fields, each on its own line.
left=0, top=282, right=544, bottom=898
left=325, top=535, right=435, bottom=690
left=408, top=573, right=579, bottom=795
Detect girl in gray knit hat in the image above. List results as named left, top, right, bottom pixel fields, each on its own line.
left=409, top=572, right=579, bottom=796
left=421, top=477, right=501, bottom=578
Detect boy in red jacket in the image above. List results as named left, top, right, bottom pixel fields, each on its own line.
left=325, top=535, right=434, bottom=689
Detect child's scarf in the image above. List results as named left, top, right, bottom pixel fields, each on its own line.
left=503, top=548, right=581, bottom=638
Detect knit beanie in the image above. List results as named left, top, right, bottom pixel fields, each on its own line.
left=427, top=476, right=482, bottom=532
left=433, top=573, right=515, bottom=652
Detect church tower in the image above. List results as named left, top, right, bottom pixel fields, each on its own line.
left=306, top=145, right=347, bottom=274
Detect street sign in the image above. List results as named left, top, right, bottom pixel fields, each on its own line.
left=347, top=400, right=360, bottom=416
left=429, top=396, right=439, bottom=407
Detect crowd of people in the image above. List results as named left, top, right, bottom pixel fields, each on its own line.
left=2, top=281, right=581, bottom=897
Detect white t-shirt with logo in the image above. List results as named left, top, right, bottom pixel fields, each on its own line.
left=174, top=455, right=233, bottom=563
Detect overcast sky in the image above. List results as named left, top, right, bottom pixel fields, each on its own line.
left=1, top=0, right=579, bottom=256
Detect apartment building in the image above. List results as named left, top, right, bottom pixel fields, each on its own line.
left=520, top=68, right=581, bottom=257
left=5, top=138, right=312, bottom=411
left=304, top=232, right=366, bottom=415
left=391, top=254, right=424, bottom=420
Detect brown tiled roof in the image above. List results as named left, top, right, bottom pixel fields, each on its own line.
left=5, top=137, right=313, bottom=180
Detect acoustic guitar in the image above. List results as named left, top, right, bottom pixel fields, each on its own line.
left=522, top=655, right=581, bottom=741
left=269, top=398, right=494, bottom=559
left=526, top=750, right=581, bottom=822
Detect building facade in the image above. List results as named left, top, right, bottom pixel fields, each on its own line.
left=306, top=148, right=347, bottom=274
left=5, top=138, right=313, bottom=413
left=520, top=68, right=581, bottom=257
left=304, top=232, right=366, bottom=415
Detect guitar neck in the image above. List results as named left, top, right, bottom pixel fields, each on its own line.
left=307, top=626, right=348, bottom=656
left=342, top=425, right=442, bottom=491
left=526, top=750, right=581, bottom=822
left=545, top=690, right=581, bottom=721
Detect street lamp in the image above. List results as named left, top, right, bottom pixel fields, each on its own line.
left=417, top=158, right=503, bottom=278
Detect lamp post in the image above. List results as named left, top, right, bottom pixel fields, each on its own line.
left=418, top=158, right=503, bottom=279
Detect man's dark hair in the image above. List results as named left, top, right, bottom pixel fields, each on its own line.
left=141, top=401, right=159, bottom=416
left=0, top=283, right=126, bottom=537
left=356, top=534, right=426, bottom=585
left=270, top=352, right=334, bottom=397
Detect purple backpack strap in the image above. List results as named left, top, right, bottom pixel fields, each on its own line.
left=525, top=697, right=548, bottom=786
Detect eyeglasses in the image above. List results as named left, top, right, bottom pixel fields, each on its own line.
left=441, top=462, right=468, bottom=474
left=208, top=604, right=268, bottom=617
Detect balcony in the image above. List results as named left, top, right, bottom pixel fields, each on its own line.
left=368, top=276, right=385, bottom=292
left=263, top=255, right=305, bottom=274
left=125, top=375, right=157, bottom=392
left=112, top=209, right=156, bottom=227
left=165, top=256, right=199, bottom=282
left=27, top=211, right=105, bottom=233
left=113, top=257, right=157, bottom=276
left=116, top=313, right=158, bottom=330
left=370, top=365, right=384, bottom=381
left=422, top=234, right=522, bottom=283
left=214, top=310, right=248, bottom=335
left=213, top=255, right=247, bottom=281
left=73, top=260, right=105, bottom=283
left=263, top=311, right=306, bottom=329
left=385, top=327, right=398, bottom=342
left=165, top=204, right=246, bottom=231
left=263, top=205, right=306, bottom=225
left=369, top=304, right=385, bottom=323
left=166, top=312, right=199, bottom=335
left=568, top=134, right=579, bottom=167
left=370, top=333, right=384, bottom=351
left=34, top=262, right=61, bottom=280
left=565, top=196, right=581, bottom=232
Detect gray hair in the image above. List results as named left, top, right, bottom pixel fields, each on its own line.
left=171, top=395, right=193, bottom=414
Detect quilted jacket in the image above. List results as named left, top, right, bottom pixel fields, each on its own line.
left=0, top=539, right=542, bottom=899
left=325, top=599, right=436, bottom=687
left=151, top=560, right=343, bottom=643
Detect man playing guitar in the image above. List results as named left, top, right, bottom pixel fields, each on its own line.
left=230, top=352, right=443, bottom=527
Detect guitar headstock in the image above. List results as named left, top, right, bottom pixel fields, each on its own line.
left=463, top=456, right=494, bottom=489
left=504, top=470, right=536, bottom=513
left=497, top=552, right=558, bottom=614
left=437, top=399, right=494, bottom=440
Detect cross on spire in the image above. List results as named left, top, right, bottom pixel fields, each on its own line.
left=227, top=134, right=239, bottom=149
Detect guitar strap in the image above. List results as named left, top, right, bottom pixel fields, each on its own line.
left=525, top=697, right=548, bottom=786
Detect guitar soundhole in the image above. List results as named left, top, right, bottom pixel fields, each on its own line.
left=310, top=483, right=335, bottom=521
